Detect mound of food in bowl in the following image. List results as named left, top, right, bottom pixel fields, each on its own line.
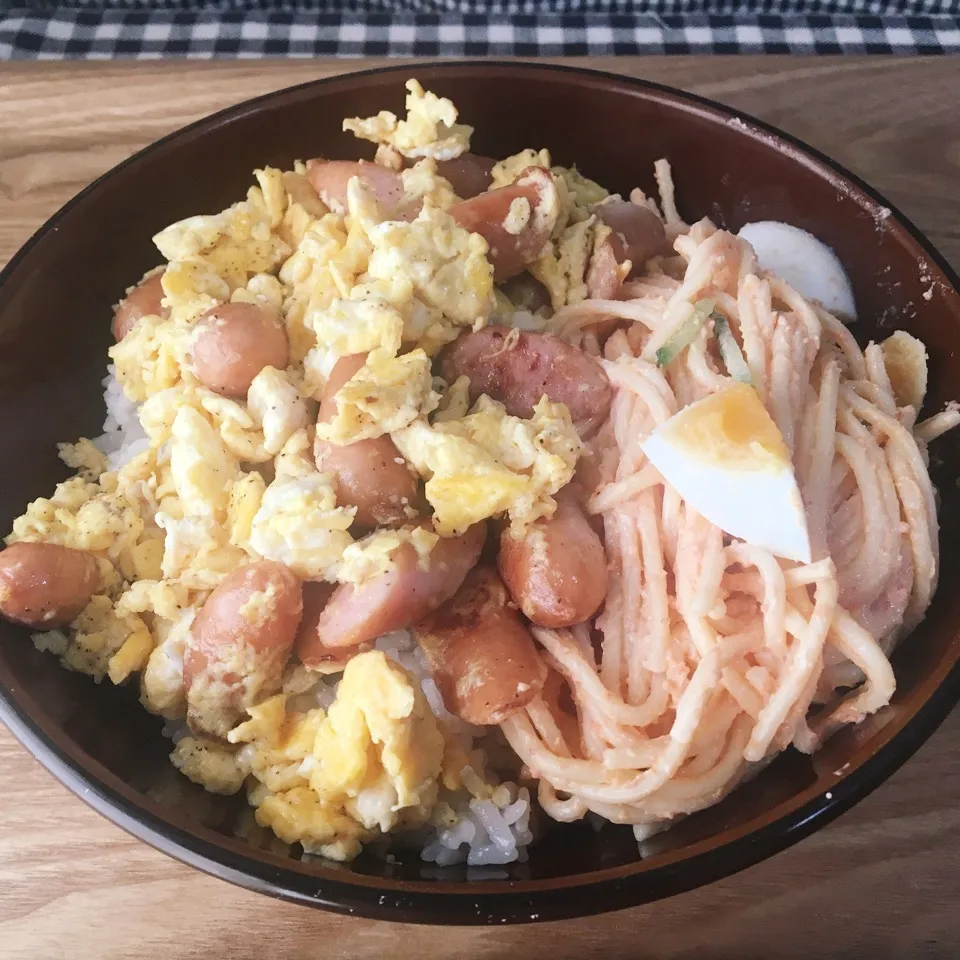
left=1, top=79, right=956, bottom=868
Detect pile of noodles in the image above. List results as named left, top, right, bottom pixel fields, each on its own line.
left=500, top=164, right=960, bottom=837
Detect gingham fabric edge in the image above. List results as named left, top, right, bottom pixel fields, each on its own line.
left=8, top=0, right=960, bottom=13
left=2, top=9, right=959, bottom=55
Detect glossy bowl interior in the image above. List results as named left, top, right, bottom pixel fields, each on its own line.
left=1, top=63, right=960, bottom=925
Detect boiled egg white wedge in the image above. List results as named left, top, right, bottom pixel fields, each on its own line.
left=641, top=382, right=811, bottom=563
left=738, top=221, right=856, bottom=321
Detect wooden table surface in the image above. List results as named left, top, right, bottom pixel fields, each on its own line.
left=1, top=57, right=959, bottom=960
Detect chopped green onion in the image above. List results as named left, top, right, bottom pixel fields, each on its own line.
left=649, top=299, right=714, bottom=368
left=712, top=314, right=753, bottom=384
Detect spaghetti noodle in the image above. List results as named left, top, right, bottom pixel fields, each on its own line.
left=503, top=168, right=949, bottom=836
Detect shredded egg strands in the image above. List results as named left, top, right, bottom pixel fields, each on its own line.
left=503, top=198, right=946, bottom=836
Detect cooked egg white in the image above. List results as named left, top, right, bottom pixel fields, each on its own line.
left=881, top=330, right=928, bottom=410
left=737, top=221, right=856, bottom=320
left=169, top=406, right=240, bottom=519
left=641, top=382, right=812, bottom=563
left=246, top=366, right=311, bottom=456
left=343, top=78, right=472, bottom=162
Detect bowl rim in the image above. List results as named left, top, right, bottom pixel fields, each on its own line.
left=2, top=59, right=960, bottom=926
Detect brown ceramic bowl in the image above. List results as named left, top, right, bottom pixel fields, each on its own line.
left=1, top=63, right=959, bottom=925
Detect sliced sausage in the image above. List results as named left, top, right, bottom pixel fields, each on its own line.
left=451, top=167, right=559, bottom=282
left=293, top=581, right=362, bottom=671
left=113, top=271, right=166, bottom=341
left=437, top=325, right=612, bottom=436
left=585, top=202, right=669, bottom=304
left=594, top=200, right=670, bottom=273
left=191, top=302, right=289, bottom=398
left=305, top=160, right=406, bottom=216
left=435, top=154, right=496, bottom=199
left=315, top=522, right=486, bottom=650
left=414, top=566, right=546, bottom=726
left=314, top=352, right=420, bottom=528
left=315, top=436, right=420, bottom=529
left=0, top=542, right=100, bottom=629
left=499, top=493, right=607, bottom=628
left=585, top=232, right=624, bottom=302
left=183, top=560, right=302, bottom=738
left=540, top=666, right=582, bottom=752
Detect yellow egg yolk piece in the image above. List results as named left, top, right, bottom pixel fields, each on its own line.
left=642, top=382, right=812, bottom=563
left=664, top=382, right=791, bottom=472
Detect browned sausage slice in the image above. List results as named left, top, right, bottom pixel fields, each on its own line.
left=414, top=566, right=546, bottom=726
left=191, top=302, right=289, bottom=398
left=293, top=580, right=363, bottom=671
left=314, top=353, right=420, bottom=528
left=183, top=560, right=302, bottom=738
left=594, top=200, right=670, bottom=271
left=585, top=202, right=670, bottom=304
left=305, top=160, right=405, bottom=216
left=437, top=325, right=612, bottom=436
left=450, top=167, right=558, bottom=282
left=499, top=493, right=608, bottom=628
left=0, top=542, right=100, bottom=629
left=585, top=232, right=624, bottom=302
left=435, top=154, right=496, bottom=199
left=113, top=271, right=166, bottom=341
left=315, top=522, right=486, bottom=650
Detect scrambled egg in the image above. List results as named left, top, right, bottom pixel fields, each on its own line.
left=171, top=736, right=249, bottom=796
left=527, top=168, right=609, bottom=310
left=7, top=80, right=591, bottom=862
left=247, top=366, right=312, bottom=456
left=555, top=165, right=609, bottom=213
left=110, top=314, right=194, bottom=403
left=343, top=78, right=472, bottom=161
left=63, top=595, right=153, bottom=683
left=359, top=196, right=494, bottom=355
left=530, top=216, right=596, bottom=311
left=182, top=651, right=449, bottom=861
left=315, top=348, right=439, bottom=445
left=881, top=330, right=928, bottom=410
left=400, top=159, right=458, bottom=210
left=310, top=652, right=445, bottom=828
left=393, top=395, right=582, bottom=536
left=247, top=474, right=355, bottom=580
left=6, top=476, right=149, bottom=594
left=293, top=175, right=491, bottom=400
left=308, top=295, right=404, bottom=361
left=153, top=167, right=291, bottom=302
left=169, top=406, right=240, bottom=519
left=337, top=527, right=439, bottom=585
left=491, top=149, right=552, bottom=189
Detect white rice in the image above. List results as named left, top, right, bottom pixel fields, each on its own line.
left=419, top=790, right=534, bottom=867
left=101, top=368, right=534, bottom=867
left=374, top=631, right=534, bottom=867
left=92, top=365, right=149, bottom=470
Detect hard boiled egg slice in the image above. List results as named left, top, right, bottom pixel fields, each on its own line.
left=641, top=382, right=811, bottom=563
left=738, top=221, right=856, bottom=320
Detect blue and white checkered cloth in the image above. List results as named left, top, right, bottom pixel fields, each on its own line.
left=2, top=0, right=958, bottom=56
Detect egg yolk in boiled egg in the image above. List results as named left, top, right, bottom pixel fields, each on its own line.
left=641, top=382, right=812, bottom=563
